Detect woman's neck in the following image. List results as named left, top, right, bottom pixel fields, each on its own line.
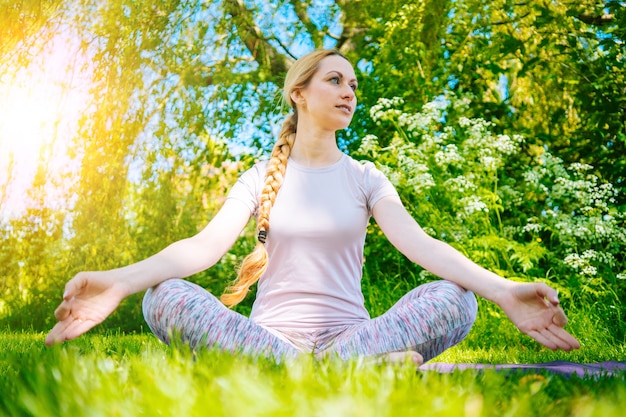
left=290, top=130, right=343, bottom=168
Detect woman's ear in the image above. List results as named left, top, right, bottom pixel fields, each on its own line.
left=290, top=89, right=305, bottom=107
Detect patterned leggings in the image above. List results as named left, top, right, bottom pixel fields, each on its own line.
left=142, top=279, right=477, bottom=363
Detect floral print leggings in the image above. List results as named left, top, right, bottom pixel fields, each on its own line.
left=142, top=279, right=477, bottom=363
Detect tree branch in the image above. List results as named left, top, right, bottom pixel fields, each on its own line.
left=576, top=13, right=615, bottom=26
left=492, top=12, right=531, bottom=26
left=222, top=0, right=291, bottom=79
left=334, top=0, right=367, bottom=55
left=288, top=0, right=324, bottom=47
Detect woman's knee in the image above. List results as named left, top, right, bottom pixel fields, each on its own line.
left=143, top=279, right=188, bottom=314
left=409, top=281, right=477, bottom=358
left=444, top=281, right=477, bottom=324
left=142, top=279, right=220, bottom=339
left=442, top=281, right=477, bottom=325
left=143, top=279, right=184, bottom=334
left=407, top=280, right=478, bottom=326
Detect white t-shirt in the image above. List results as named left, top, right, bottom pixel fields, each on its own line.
left=226, top=154, right=399, bottom=330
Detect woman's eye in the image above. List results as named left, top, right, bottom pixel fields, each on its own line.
left=329, top=77, right=339, bottom=84
left=350, top=84, right=357, bottom=91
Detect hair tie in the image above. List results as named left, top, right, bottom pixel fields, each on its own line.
left=257, top=230, right=267, bottom=244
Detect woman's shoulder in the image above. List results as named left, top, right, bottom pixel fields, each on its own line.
left=343, top=155, right=384, bottom=178
left=342, top=154, right=398, bottom=205
left=239, top=159, right=268, bottom=179
left=344, top=154, right=375, bottom=170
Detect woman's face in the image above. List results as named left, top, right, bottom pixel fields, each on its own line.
left=293, top=55, right=358, bottom=131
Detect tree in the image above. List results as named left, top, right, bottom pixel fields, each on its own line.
left=1, top=0, right=624, bottom=332
left=0, top=0, right=64, bottom=70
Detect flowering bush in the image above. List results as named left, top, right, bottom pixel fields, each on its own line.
left=357, top=96, right=625, bottom=330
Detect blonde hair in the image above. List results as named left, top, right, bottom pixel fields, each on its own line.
left=221, top=49, right=349, bottom=307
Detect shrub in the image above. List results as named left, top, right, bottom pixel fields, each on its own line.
left=356, top=96, right=625, bottom=339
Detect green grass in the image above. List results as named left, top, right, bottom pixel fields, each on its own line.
left=1, top=330, right=625, bottom=417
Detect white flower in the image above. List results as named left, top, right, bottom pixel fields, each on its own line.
left=434, top=144, right=464, bottom=167
left=412, top=176, right=436, bottom=194
left=444, top=176, right=476, bottom=193
left=459, top=117, right=472, bottom=127
left=581, top=266, right=598, bottom=276
left=569, top=162, right=594, bottom=172
left=523, top=170, right=541, bottom=185
left=370, top=97, right=404, bottom=121
left=494, top=134, right=522, bottom=154
left=457, top=195, right=488, bottom=219
left=480, top=156, right=497, bottom=171
left=357, top=134, right=379, bottom=156
left=523, top=222, right=543, bottom=233
left=563, top=250, right=603, bottom=276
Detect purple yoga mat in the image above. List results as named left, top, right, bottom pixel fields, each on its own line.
left=420, top=361, right=626, bottom=377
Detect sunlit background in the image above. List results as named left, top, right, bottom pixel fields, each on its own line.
left=0, top=34, right=90, bottom=219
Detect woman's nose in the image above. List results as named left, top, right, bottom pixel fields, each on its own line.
left=342, top=84, right=355, bottom=100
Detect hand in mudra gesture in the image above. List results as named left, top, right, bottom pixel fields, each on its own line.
left=45, top=271, right=128, bottom=346
left=497, top=281, right=580, bottom=351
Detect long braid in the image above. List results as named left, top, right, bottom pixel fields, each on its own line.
left=220, top=113, right=297, bottom=307
left=220, top=49, right=347, bottom=307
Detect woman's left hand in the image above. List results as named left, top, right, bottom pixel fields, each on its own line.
left=496, top=281, right=581, bottom=351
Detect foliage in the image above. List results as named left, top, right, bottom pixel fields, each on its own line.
left=0, top=139, right=252, bottom=331
left=355, top=95, right=626, bottom=338
left=1, top=333, right=626, bottom=417
left=0, top=0, right=64, bottom=69
left=350, top=0, right=626, bottom=196
left=0, top=0, right=624, bottom=339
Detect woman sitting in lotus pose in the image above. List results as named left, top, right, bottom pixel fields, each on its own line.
left=46, top=49, right=580, bottom=365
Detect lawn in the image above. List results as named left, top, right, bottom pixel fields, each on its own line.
left=1, top=331, right=625, bottom=417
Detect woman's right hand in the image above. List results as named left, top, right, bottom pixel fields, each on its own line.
left=45, top=271, right=129, bottom=346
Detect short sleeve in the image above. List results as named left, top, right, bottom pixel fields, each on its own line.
left=361, top=161, right=399, bottom=213
left=226, top=162, right=266, bottom=216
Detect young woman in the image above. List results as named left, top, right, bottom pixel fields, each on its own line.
left=46, top=49, right=580, bottom=365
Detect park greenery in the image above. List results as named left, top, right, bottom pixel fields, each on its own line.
left=0, top=0, right=625, bottom=414
left=1, top=332, right=626, bottom=417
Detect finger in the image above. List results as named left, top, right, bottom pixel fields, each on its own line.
left=54, top=299, right=71, bottom=321
left=551, top=306, right=568, bottom=327
left=63, top=273, right=88, bottom=300
left=539, top=328, right=569, bottom=350
left=535, top=282, right=560, bottom=306
left=45, top=316, right=95, bottom=346
left=526, top=329, right=558, bottom=350
left=46, top=319, right=72, bottom=346
left=546, top=324, right=581, bottom=350
left=526, top=323, right=581, bottom=351
left=526, top=331, right=556, bottom=350
left=55, top=273, right=91, bottom=321
left=62, top=318, right=97, bottom=341
left=535, top=326, right=580, bottom=351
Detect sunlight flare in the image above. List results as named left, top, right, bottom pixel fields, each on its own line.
left=0, top=34, right=91, bottom=217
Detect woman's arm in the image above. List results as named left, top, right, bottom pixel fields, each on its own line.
left=372, top=195, right=580, bottom=351
left=46, top=198, right=251, bottom=345
left=115, top=198, right=252, bottom=295
left=372, top=195, right=512, bottom=300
